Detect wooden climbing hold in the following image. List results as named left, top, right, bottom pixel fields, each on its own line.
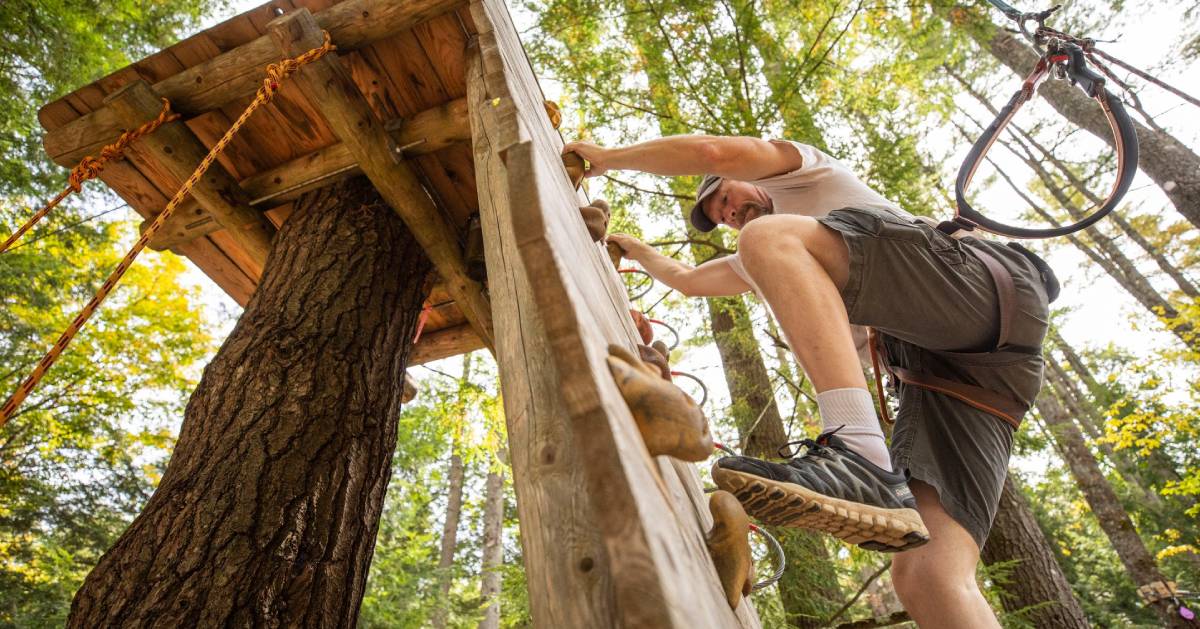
left=464, top=213, right=485, bottom=282
left=606, top=240, right=624, bottom=270
left=562, top=151, right=586, bottom=189
left=605, top=344, right=713, bottom=461
left=637, top=343, right=671, bottom=380
left=579, top=198, right=609, bottom=242
left=629, top=309, right=653, bottom=345
left=706, top=490, right=755, bottom=610
left=402, top=372, right=418, bottom=404
left=543, top=99, right=563, bottom=129
left=651, top=340, right=670, bottom=362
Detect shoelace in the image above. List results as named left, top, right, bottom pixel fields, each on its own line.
left=776, top=426, right=845, bottom=459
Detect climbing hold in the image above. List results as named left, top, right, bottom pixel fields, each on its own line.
left=464, top=213, right=485, bottom=282
left=605, top=344, right=713, bottom=461
left=637, top=343, right=671, bottom=380
left=543, top=100, right=563, bottom=129
left=629, top=309, right=653, bottom=345
left=706, top=490, right=755, bottom=610
left=402, top=372, right=418, bottom=404
left=579, top=198, right=609, bottom=242
left=606, top=241, right=624, bottom=270
left=562, top=152, right=586, bottom=189
left=651, top=340, right=670, bottom=362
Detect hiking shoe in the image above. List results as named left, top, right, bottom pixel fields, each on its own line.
left=711, top=430, right=930, bottom=552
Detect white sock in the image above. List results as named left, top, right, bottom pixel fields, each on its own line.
left=815, top=387, right=892, bottom=472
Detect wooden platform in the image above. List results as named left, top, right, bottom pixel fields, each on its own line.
left=39, top=0, right=489, bottom=362
left=39, top=1, right=763, bottom=625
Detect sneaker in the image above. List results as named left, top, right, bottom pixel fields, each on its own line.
left=711, top=430, right=930, bottom=552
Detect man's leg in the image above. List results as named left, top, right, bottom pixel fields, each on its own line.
left=736, top=215, right=891, bottom=469
left=891, top=481, right=1001, bottom=628
left=736, top=214, right=857, bottom=392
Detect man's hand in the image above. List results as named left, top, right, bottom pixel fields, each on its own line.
left=562, top=141, right=612, bottom=178
left=606, top=233, right=654, bottom=263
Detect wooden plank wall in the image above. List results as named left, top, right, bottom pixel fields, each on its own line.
left=468, top=0, right=761, bottom=626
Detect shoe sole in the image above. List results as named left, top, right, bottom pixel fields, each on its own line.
left=712, top=466, right=930, bottom=553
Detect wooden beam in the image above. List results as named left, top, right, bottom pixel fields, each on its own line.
left=269, top=8, right=494, bottom=350
left=106, top=80, right=276, bottom=272
left=408, top=324, right=485, bottom=365
left=142, top=99, right=471, bottom=251
left=467, top=0, right=760, bottom=625
left=41, top=0, right=465, bottom=167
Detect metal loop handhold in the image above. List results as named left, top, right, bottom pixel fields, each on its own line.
left=618, top=268, right=655, bottom=302
left=748, top=524, right=786, bottom=592
left=671, top=370, right=709, bottom=407
left=648, top=317, right=680, bottom=350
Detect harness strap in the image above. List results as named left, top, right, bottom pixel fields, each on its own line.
left=868, top=244, right=1030, bottom=429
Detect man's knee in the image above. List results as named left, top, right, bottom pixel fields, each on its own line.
left=892, top=553, right=979, bottom=605
left=737, top=215, right=813, bottom=270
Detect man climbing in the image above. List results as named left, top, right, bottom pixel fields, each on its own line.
left=563, top=135, right=1050, bottom=628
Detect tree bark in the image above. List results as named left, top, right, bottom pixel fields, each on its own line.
left=981, top=475, right=1090, bottom=628
left=985, top=28, right=1200, bottom=230
left=478, top=465, right=505, bottom=629
left=1036, top=391, right=1193, bottom=627
left=67, top=176, right=432, bottom=627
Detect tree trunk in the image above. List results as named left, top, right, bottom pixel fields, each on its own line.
left=985, top=28, right=1200, bottom=230
left=67, top=176, right=432, bottom=627
left=981, top=475, right=1090, bottom=628
left=478, top=465, right=505, bottom=629
left=432, top=354, right=473, bottom=629
left=431, top=452, right=466, bottom=629
left=1036, top=391, right=1194, bottom=627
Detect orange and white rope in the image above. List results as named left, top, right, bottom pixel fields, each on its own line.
left=0, top=31, right=336, bottom=428
left=1, top=100, right=180, bottom=254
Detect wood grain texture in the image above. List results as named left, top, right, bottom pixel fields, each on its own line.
left=469, top=1, right=761, bottom=625
left=144, top=100, right=471, bottom=250
left=270, top=8, right=494, bottom=350
left=106, top=80, right=276, bottom=273
left=40, top=0, right=465, bottom=166
left=409, top=324, right=484, bottom=365
left=467, top=46, right=615, bottom=628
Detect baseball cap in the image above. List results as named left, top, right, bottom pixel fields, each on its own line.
left=689, top=174, right=723, bottom=232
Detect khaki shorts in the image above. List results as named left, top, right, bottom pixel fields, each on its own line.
left=816, top=207, right=1050, bottom=548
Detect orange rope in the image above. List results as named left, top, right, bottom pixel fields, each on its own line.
left=0, top=32, right=337, bottom=429
left=1, top=100, right=180, bottom=254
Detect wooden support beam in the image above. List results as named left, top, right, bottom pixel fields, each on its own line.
left=106, top=80, right=276, bottom=272
left=41, top=0, right=465, bottom=167
left=467, top=0, right=760, bottom=625
left=269, top=8, right=494, bottom=350
left=141, top=99, right=471, bottom=251
left=408, top=324, right=485, bottom=365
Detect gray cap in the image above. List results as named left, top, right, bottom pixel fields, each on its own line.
left=689, top=174, right=722, bottom=232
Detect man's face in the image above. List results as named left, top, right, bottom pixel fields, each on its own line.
left=702, top=180, right=772, bottom=231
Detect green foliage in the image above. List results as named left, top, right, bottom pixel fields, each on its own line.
left=0, top=0, right=223, bottom=197
left=0, top=210, right=215, bottom=627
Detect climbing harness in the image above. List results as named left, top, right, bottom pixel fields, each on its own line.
left=0, top=32, right=337, bottom=429
left=868, top=240, right=1056, bottom=430
left=948, top=1, right=1139, bottom=239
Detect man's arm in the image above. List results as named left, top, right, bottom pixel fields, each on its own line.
left=564, top=135, right=802, bottom=182
left=608, top=234, right=750, bottom=297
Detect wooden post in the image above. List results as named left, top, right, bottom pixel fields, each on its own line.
left=269, top=8, right=495, bottom=350
left=106, top=80, right=276, bottom=272
left=467, top=0, right=761, bottom=625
